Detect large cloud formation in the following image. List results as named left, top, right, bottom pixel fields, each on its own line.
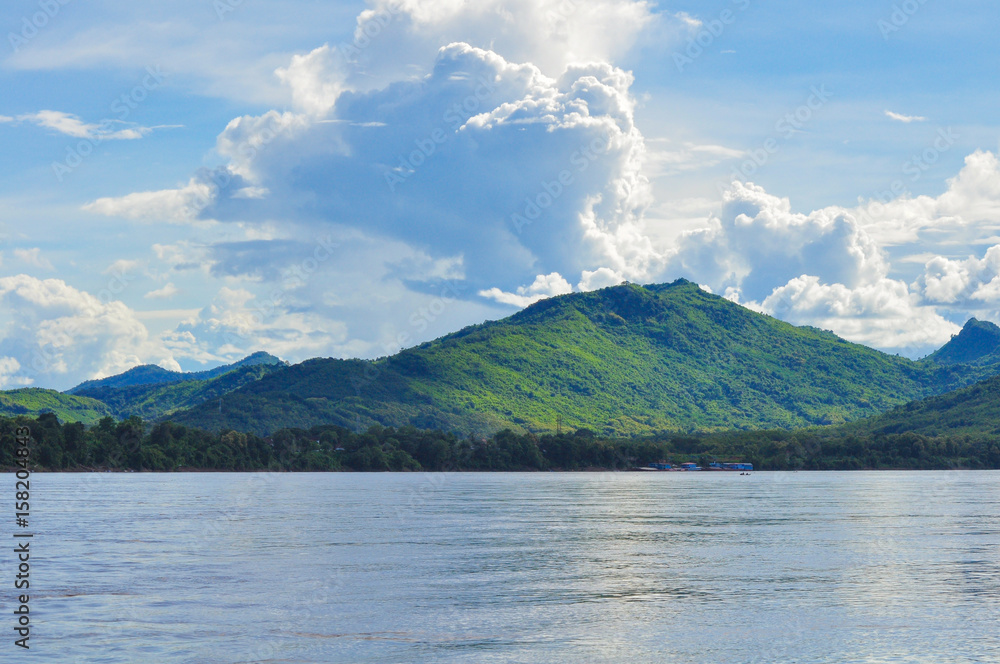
left=8, top=0, right=1000, bottom=388
left=0, top=275, right=177, bottom=389
left=659, top=154, right=1000, bottom=354
left=89, top=41, right=658, bottom=297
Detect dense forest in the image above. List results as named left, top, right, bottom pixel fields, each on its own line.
left=4, top=413, right=999, bottom=472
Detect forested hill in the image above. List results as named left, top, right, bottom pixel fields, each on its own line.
left=168, top=280, right=984, bottom=436
left=925, top=318, right=1000, bottom=366
left=68, top=351, right=285, bottom=393
left=0, top=353, right=287, bottom=424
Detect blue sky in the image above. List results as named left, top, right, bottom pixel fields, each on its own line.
left=1, top=0, right=999, bottom=390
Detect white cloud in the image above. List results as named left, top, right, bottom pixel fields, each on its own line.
left=144, top=283, right=179, bottom=300
left=16, top=110, right=156, bottom=140
left=89, top=43, right=658, bottom=294
left=644, top=139, right=744, bottom=177
left=667, top=180, right=886, bottom=302
left=884, top=110, right=927, bottom=123
left=479, top=272, right=573, bottom=307
left=84, top=177, right=215, bottom=224
left=162, top=286, right=350, bottom=365
left=0, top=357, right=30, bottom=389
left=0, top=275, right=177, bottom=390
left=275, top=45, right=344, bottom=115
left=658, top=176, right=980, bottom=354
left=346, top=0, right=661, bottom=85
left=674, top=11, right=702, bottom=30
left=914, top=244, right=1000, bottom=307
left=853, top=150, right=1000, bottom=245
left=578, top=267, right=625, bottom=291
left=68, top=2, right=1000, bottom=364
left=760, top=275, right=959, bottom=352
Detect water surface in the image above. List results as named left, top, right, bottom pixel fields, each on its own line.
left=23, top=471, right=1000, bottom=662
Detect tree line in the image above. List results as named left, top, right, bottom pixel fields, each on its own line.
left=3, top=413, right=999, bottom=472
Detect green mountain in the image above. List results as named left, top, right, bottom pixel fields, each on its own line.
left=844, top=371, right=1000, bottom=439
left=73, top=362, right=288, bottom=421
left=167, top=280, right=985, bottom=436
left=0, top=352, right=288, bottom=425
left=925, top=318, right=1000, bottom=366
left=0, top=388, right=113, bottom=425
left=67, top=351, right=285, bottom=394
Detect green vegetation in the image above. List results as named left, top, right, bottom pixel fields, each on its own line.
left=67, top=351, right=285, bottom=393
left=925, top=318, right=1000, bottom=366
left=73, top=363, right=288, bottom=421
left=0, top=352, right=287, bottom=426
left=0, top=388, right=113, bottom=425
left=4, top=411, right=998, bottom=472
left=169, top=280, right=985, bottom=436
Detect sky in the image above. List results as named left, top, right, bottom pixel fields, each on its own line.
left=1, top=0, right=999, bottom=390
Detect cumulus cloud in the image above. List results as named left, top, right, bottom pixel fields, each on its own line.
left=84, top=176, right=215, bottom=224
left=69, top=0, right=1000, bottom=365
left=914, top=244, right=1000, bottom=307
left=90, top=43, right=658, bottom=295
left=761, top=275, right=959, bottom=351
left=344, top=0, right=660, bottom=85
left=162, top=286, right=351, bottom=365
left=0, top=357, right=29, bottom=389
left=275, top=45, right=345, bottom=115
left=854, top=149, right=1000, bottom=246
left=0, top=275, right=178, bottom=390
left=479, top=272, right=573, bottom=307
left=667, top=180, right=886, bottom=302
left=578, top=267, right=625, bottom=291
left=660, top=178, right=970, bottom=354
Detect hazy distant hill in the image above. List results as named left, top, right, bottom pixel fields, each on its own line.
left=167, top=280, right=986, bottom=436
left=0, top=352, right=288, bottom=424
left=67, top=351, right=285, bottom=394
left=73, top=362, right=288, bottom=421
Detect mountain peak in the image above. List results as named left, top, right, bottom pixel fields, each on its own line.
left=927, top=318, right=1000, bottom=366
left=67, top=351, right=286, bottom=394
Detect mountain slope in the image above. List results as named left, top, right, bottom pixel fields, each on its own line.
left=168, top=280, right=983, bottom=436
left=0, top=388, right=113, bottom=424
left=72, top=362, right=288, bottom=421
left=67, top=351, right=285, bottom=394
left=926, top=318, right=1000, bottom=366
left=843, top=371, right=1000, bottom=438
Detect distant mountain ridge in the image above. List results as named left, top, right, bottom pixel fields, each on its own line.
left=9, top=286, right=1000, bottom=435
left=166, top=280, right=993, bottom=436
left=0, top=352, right=287, bottom=424
left=73, top=362, right=287, bottom=421
left=67, top=351, right=286, bottom=394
